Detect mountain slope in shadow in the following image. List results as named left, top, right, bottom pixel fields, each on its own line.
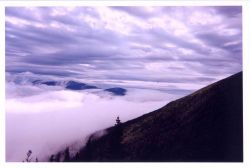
left=68, top=72, right=243, bottom=162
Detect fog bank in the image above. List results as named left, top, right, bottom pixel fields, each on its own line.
left=6, top=82, right=179, bottom=161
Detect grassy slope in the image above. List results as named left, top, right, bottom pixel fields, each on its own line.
left=70, top=72, right=243, bottom=162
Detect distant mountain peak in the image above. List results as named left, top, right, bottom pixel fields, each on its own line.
left=65, top=81, right=98, bottom=90
left=104, top=87, right=127, bottom=96
left=31, top=79, right=129, bottom=96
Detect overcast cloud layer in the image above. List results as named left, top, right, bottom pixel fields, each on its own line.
left=6, top=6, right=242, bottom=92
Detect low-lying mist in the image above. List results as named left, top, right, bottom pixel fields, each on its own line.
left=6, top=82, right=180, bottom=162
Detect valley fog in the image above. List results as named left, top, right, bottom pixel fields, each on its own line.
left=6, top=81, right=179, bottom=161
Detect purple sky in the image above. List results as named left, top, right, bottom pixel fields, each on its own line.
left=5, top=6, right=242, bottom=92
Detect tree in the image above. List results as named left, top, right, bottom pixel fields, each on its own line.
left=64, top=147, right=70, bottom=162
left=55, top=153, right=61, bottom=162
left=23, top=150, right=32, bottom=162
left=112, top=116, right=123, bottom=161
left=49, top=155, right=55, bottom=162
left=115, top=116, right=121, bottom=126
left=23, top=150, right=39, bottom=162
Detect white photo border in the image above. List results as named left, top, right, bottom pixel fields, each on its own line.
left=0, top=1, right=249, bottom=168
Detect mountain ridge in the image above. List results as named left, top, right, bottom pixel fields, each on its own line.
left=54, top=72, right=243, bottom=162
left=32, top=79, right=128, bottom=95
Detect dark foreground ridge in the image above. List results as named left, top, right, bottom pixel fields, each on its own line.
left=63, top=72, right=243, bottom=162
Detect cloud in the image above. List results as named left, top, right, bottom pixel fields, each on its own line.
left=110, top=6, right=158, bottom=19
left=214, top=6, right=242, bottom=18
left=6, top=82, right=179, bottom=161
left=6, top=7, right=242, bottom=90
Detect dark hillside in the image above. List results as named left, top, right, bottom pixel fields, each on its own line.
left=69, top=72, right=243, bottom=162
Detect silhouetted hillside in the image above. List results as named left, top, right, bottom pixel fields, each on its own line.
left=65, top=81, right=98, bottom=90
left=32, top=80, right=128, bottom=95
left=104, top=87, right=127, bottom=96
left=63, top=72, right=243, bottom=162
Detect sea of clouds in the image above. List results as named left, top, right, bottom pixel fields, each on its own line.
left=6, top=73, right=181, bottom=162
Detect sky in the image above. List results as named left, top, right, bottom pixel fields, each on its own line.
left=5, top=6, right=242, bottom=162
left=5, top=6, right=242, bottom=93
